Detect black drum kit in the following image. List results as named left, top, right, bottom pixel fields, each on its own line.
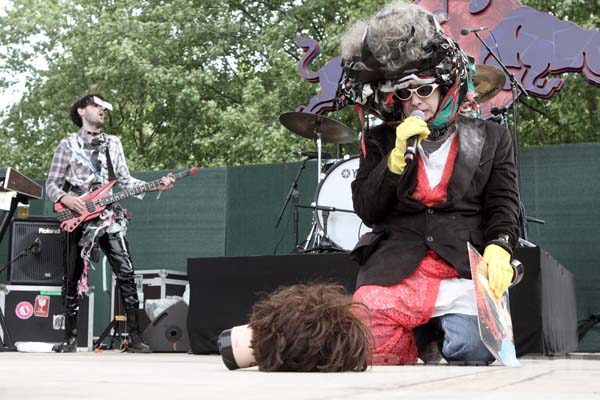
left=276, top=111, right=367, bottom=253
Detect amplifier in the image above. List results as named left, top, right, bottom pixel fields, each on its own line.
left=8, top=217, right=66, bottom=285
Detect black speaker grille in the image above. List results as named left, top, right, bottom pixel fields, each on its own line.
left=9, top=218, right=66, bottom=285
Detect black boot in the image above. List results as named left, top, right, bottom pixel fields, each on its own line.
left=53, top=314, right=78, bottom=353
left=126, top=309, right=151, bottom=353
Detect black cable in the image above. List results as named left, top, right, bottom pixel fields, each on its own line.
left=578, top=315, right=600, bottom=341
left=0, top=243, right=37, bottom=276
left=272, top=199, right=294, bottom=254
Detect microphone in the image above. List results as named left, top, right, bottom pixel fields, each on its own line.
left=460, top=27, right=488, bottom=36
left=30, top=238, right=41, bottom=254
left=292, top=151, right=333, bottom=159
left=404, top=110, right=425, bottom=163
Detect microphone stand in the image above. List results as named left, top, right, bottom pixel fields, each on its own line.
left=473, top=31, right=533, bottom=240
left=275, top=157, right=309, bottom=249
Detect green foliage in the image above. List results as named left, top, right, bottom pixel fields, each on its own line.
left=0, top=0, right=386, bottom=178
left=0, top=0, right=598, bottom=179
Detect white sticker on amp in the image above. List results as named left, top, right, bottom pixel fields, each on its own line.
left=53, top=314, right=65, bottom=330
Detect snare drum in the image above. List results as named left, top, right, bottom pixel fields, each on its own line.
left=314, top=155, right=371, bottom=250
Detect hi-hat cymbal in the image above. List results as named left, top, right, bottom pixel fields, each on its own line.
left=279, top=112, right=354, bottom=144
left=473, top=64, right=506, bottom=103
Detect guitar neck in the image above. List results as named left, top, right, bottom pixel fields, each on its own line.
left=98, top=169, right=192, bottom=207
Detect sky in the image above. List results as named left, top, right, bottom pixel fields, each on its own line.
left=0, top=0, right=19, bottom=112
left=0, top=0, right=46, bottom=113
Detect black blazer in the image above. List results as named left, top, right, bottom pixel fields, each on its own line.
left=350, top=116, right=521, bottom=288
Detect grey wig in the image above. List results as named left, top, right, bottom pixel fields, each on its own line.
left=341, top=1, right=439, bottom=74
left=338, top=1, right=475, bottom=124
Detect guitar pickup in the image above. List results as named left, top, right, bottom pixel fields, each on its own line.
left=86, top=201, right=96, bottom=213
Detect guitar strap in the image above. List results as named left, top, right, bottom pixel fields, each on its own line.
left=105, top=146, right=116, bottom=181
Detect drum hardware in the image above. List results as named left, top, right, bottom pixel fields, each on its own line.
left=294, top=203, right=356, bottom=253
left=473, top=64, right=506, bottom=104
left=279, top=112, right=354, bottom=145
left=279, top=112, right=354, bottom=184
left=279, top=112, right=362, bottom=252
left=313, top=156, right=372, bottom=251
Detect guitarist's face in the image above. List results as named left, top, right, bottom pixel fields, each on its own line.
left=78, top=103, right=105, bottom=131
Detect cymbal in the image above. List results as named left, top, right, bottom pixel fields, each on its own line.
left=279, top=112, right=354, bottom=144
left=473, top=64, right=506, bottom=103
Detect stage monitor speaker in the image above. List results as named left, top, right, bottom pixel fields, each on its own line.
left=510, top=247, right=578, bottom=356
left=142, top=300, right=190, bottom=353
left=187, top=253, right=361, bottom=354
left=8, top=217, right=66, bottom=285
left=187, top=251, right=577, bottom=356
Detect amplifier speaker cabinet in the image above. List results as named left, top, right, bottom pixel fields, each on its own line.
left=142, top=300, right=190, bottom=353
left=8, top=217, right=67, bottom=285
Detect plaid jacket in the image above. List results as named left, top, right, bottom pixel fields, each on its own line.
left=46, top=129, right=145, bottom=203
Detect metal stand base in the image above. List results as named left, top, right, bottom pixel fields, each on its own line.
left=0, top=307, right=17, bottom=352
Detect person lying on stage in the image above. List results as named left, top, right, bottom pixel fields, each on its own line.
left=218, top=283, right=373, bottom=372
left=45, top=93, right=176, bottom=353
left=339, top=1, right=521, bottom=365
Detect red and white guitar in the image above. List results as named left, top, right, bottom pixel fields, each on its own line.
left=53, top=168, right=198, bottom=232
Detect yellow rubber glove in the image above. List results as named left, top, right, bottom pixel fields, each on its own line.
left=388, top=116, right=430, bottom=174
left=483, top=244, right=514, bottom=299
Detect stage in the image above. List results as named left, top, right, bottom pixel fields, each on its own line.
left=0, top=351, right=599, bottom=399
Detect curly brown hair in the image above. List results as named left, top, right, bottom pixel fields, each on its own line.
left=249, top=283, right=373, bottom=372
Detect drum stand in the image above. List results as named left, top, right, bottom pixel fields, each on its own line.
left=297, top=204, right=334, bottom=252
left=296, top=203, right=356, bottom=253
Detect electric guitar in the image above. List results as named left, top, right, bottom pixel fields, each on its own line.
left=53, top=168, right=198, bottom=232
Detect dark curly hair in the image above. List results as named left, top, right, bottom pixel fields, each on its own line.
left=249, top=283, right=373, bottom=372
left=69, top=93, right=106, bottom=127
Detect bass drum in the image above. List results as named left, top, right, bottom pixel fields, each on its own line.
left=315, top=155, right=371, bottom=251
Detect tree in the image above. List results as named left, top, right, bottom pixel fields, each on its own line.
left=0, top=0, right=598, bottom=180
left=0, top=0, right=384, bottom=178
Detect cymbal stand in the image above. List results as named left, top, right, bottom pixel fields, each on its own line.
left=314, top=125, right=323, bottom=184
left=295, top=122, right=326, bottom=251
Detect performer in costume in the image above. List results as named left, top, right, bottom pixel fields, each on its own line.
left=339, top=2, right=521, bottom=365
left=46, top=93, right=175, bottom=353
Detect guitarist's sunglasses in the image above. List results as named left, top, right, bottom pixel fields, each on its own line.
left=394, top=83, right=439, bottom=101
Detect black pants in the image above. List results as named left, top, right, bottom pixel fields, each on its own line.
left=63, top=227, right=139, bottom=316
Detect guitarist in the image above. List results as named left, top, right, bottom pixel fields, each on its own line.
left=45, top=93, right=175, bottom=353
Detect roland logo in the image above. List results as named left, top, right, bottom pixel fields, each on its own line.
left=38, top=227, right=61, bottom=234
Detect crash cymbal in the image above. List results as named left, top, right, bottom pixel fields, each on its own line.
left=279, top=112, right=354, bottom=144
left=473, top=64, right=506, bottom=103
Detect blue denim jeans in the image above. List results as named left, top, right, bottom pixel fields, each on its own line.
left=414, top=313, right=495, bottom=364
